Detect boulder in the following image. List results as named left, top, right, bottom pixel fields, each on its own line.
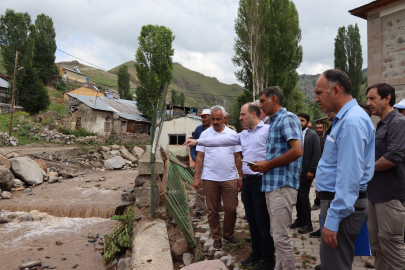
left=104, top=156, right=126, bottom=169
left=135, top=186, right=160, bottom=207
left=117, top=257, right=131, bottom=270
left=183, top=253, right=192, bottom=266
left=120, top=148, right=137, bottom=163
left=101, top=146, right=111, bottom=152
left=1, top=191, right=12, bottom=199
left=19, top=260, right=42, bottom=269
left=88, top=230, right=98, bottom=238
left=14, top=179, right=23, bottom=187
left=132, top=146, right=145, bottom=159
left=172, top=237, right=189, bottom=262
left=5, top=152, right=19, bottom=159
left=0, top=165, right=14, bottom=191
left=10, top=157, right=44, bottom=185
left=110, top=144, right=120, bottom=150
left=48, top=176, right=59, bottom=183
left=34, top=159, right=47, bottom=172
left=47, top=171, right=58, bottom=178
left=135, top=175, right=150, bottom=187
left=0, top=155, right=11, bottom=169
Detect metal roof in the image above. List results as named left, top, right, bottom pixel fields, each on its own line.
left=61, top=66, right=86, bottom=76
left=67, top=93, right=150, bottom=122
left=0, top=78, right=9, bottom=89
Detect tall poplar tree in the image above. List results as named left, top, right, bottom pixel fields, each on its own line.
left=117, top=65, right=131, bottom=100
left=33, top=14, right=58, bottom=85
left=134, top=24, right=174, bottom=118
left=334, top=24, right=363, bottom=100
left=232, top=0, right=303, bottom=110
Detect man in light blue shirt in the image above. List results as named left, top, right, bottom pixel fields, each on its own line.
left=314, top=69, right=375, bottom=270
left=184, top=103, right=276, bottom=270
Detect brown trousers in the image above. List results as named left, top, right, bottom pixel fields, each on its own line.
left=203, top=179, right=238, bottom=240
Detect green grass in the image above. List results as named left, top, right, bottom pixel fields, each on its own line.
left=42, top=102, right=68, bottom=116
left=47, top=88, right=64, bottom=99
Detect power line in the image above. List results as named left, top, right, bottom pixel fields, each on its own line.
left=33, top=0, right=137, bottom=48
left=15, top=0, right=136, bottom=51
left=56, top=49, right=108, bottom=71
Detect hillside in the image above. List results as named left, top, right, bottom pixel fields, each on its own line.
left=108, top=61, right=244, bottom=110
left=297, top=68, right=368, bottom=102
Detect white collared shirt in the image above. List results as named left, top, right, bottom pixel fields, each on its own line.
left=196, top=125, right=242, bottom=181
left=302, top=127, right=308, bottom=148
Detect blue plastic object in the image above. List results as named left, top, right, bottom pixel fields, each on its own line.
left=319, top=215, right=372, bottom=256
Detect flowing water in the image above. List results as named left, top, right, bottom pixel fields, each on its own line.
left=0, top=169, right=137, bottom=270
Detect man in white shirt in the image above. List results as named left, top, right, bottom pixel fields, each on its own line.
left=193, top=105, right=243, bottom=250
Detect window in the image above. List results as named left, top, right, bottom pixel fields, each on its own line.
left=104, top=122, right=111, bottom=132
left=76, top=117, right=81, bottom=128
left=169, top=134, right=186, bottom=145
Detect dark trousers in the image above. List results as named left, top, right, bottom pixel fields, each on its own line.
left=241, top=176, right=275, bottom=262
left=320, top=198, right=368, bottom=270
left=314, top=196, right=320, bottom=206
left=296, top=179, right=313, bottom=225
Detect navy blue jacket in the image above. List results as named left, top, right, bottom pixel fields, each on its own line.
left=190, top=125, right=206, bottom=161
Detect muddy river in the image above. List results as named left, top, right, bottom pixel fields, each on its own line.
left=0, top=169, right=137, bottom=270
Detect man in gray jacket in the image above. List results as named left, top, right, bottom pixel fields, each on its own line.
left=291, top=113, right=321, bottom=234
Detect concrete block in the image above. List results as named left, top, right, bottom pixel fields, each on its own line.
left=131, top=220, right=173, bottom=270
left=180, top=260, right=228, bottom=270
left=138, top=159, right=164, bottom=175
left=135, top=186, right=160, bottom=208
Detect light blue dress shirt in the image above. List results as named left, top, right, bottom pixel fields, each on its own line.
left=197, top=121, right=269, bottom=175
left=315, top=99, right=375, bottom=232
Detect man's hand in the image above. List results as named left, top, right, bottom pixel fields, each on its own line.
left=184, top=139, right=198, bottom=147
left=307, top=172, right=314, bottom=180
left=192, top=178, right=201, bottom=190
left=316, top=190, right=319, bottom=198
left=249, top=160, right=271, bottom=173
left=237, top=180, right=243, bottom=192
left=322, top=227, right=338, bottom=248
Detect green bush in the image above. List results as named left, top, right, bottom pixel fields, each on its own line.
left=59, top=127, right=95, bottom=137
left=56, top=80, right=66, bottom=91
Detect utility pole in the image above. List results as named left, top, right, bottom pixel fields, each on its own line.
left=66, top=76, right=69, bottom=94
left=9, top=51, right=19, bottom=136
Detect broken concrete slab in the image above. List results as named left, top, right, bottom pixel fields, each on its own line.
left=134, top=186, right=160, bottom=208
left=180, top=260, right=228, bottom=270
left=138, top=146, right=164, bottom=175
left=131, top=219, right=173, bottom=270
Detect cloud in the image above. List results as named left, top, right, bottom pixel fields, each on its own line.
left=1, top=0, right=371, bottom=86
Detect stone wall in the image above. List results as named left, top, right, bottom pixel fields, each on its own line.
left=368, top=9, right=405, bottom=101
left=63, top=106, right=112, bottom=135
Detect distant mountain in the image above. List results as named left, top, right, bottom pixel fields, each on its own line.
left=297, top=68, right=368, bottom=101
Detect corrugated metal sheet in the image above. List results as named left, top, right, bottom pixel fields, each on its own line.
left=106, top=93, right=113, bottom=99
left=68, top=94, right=150, bottom=123
left=0, top=78, right=9, bottom=89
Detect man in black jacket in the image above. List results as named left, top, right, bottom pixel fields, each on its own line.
left=291, top=113, right=321, bottom=234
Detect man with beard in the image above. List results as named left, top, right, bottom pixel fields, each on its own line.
left=291, top=113, right=321, bottom=234
left=184, top=103, right=276, bottom=270
left=190, top=109, right=212, bottom=221
left=366, top=83, right=405, bottom=269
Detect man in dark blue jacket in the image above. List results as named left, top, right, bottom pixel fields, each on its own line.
left=190, top=109, right=211, bottom=221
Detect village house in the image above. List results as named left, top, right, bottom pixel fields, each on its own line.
left=159, top=114, right=201, bottom=157
left=350, top=0, right=405, bottom=101
left=59, top=65, right=88, bottom=83
left=63, top=86, right=105, bottom=100
left=0, top=77, right=10, bottom=104
left=64, top=94, right=151, bottom=135
left=105, top=87, right=119, bottom=99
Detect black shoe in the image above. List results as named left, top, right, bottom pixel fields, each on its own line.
left=223, top=236, right=239, bottom=244
left=298, top=224, right=314, bottom=234
left=252, top=260, right=275, bottom=270
left=193, top=212, right=202, bottom=222
left=309, top=229, right=321, bottom=238
left=241, top=252, right=261, bottom=266
left=290, top=220, right=303, bottom=229
left=315, top=264, right=321, bottom=270
left=213, top=239, right=222, bottom=250
left=311, top=204, right=320, bottom=210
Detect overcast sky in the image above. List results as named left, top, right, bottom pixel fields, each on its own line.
left=1, top=0, right=370, bottom=85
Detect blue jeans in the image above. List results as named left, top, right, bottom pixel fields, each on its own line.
left=242, top=175, right=275, bottom=262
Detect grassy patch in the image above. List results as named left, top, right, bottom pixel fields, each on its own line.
left=43, top=102, right=68, bottom=116
left=59, top=127, right=95, bottom=137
